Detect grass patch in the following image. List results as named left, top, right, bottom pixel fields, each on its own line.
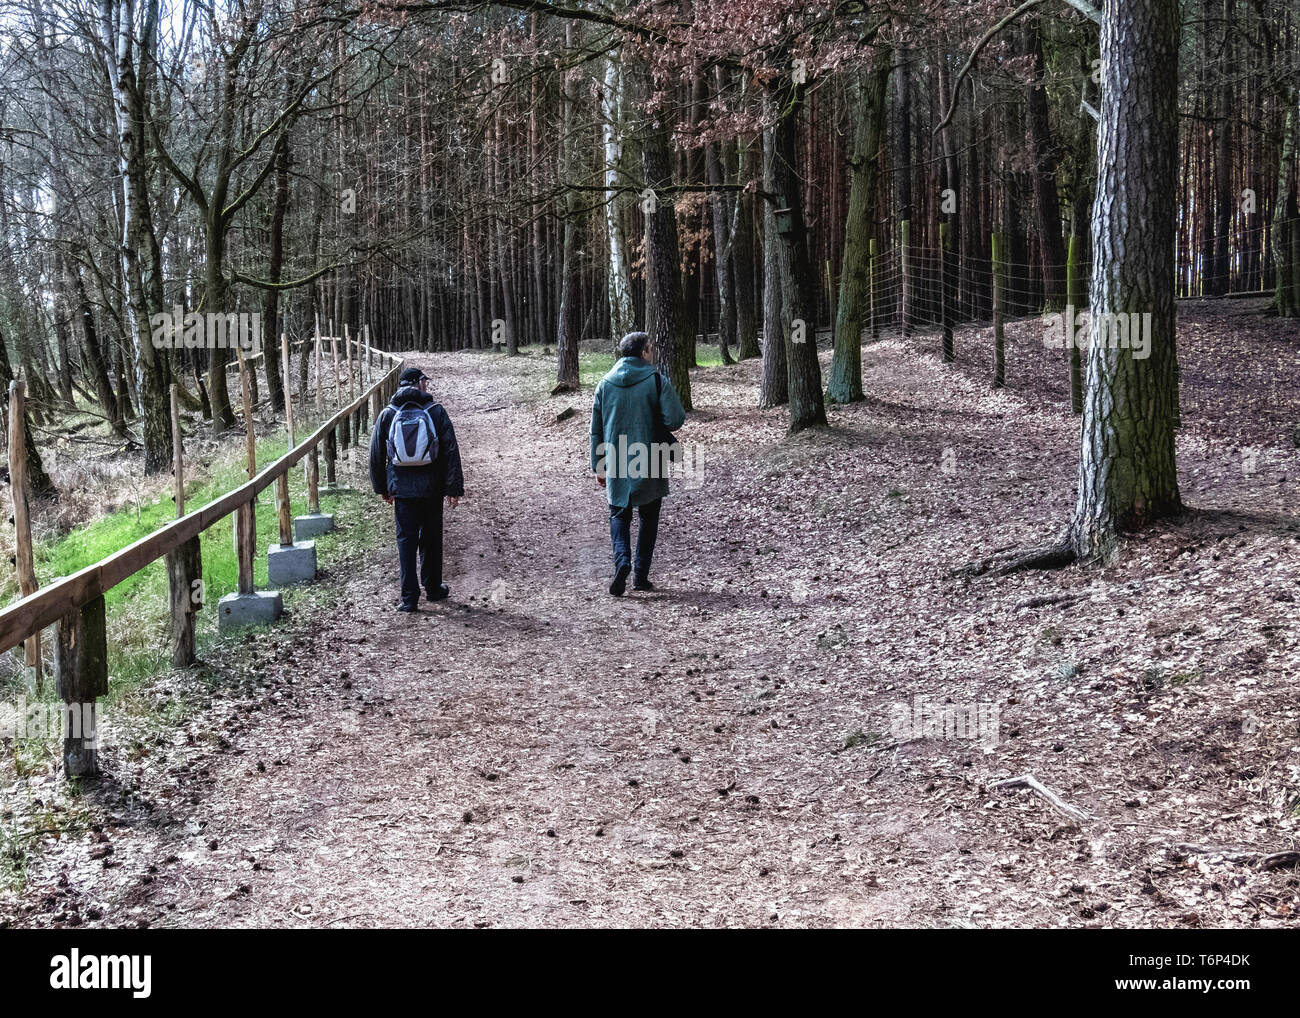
left=0, top=405, right=390, bottom=896
left=1054, top=659, right=1084, bottom=681
left=4, top=416, right=387, bottom=761
left=842, top=729, right=882, bottom=750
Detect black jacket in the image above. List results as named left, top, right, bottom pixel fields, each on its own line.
left=369, top=385, right=465, bottom=500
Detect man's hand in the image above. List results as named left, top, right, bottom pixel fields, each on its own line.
left=596, top=474, right=606, bottom=489
left=446, top=496, right=460, bottom=509
left=382, top=494, right=393, bottom=504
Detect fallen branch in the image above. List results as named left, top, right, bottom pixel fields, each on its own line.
left=1171, top=844, right=1300, bottom=871
left=1015, top=592, right=1084, bottom=610
left=989, top=773, right=1091, bottom=822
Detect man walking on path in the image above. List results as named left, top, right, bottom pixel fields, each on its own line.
left=590, top=332, right=687, bottom=596
left=370, top=367, right=465, bottom=611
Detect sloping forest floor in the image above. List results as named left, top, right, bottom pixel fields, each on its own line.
left=2, top=298, right=1298, bottom=928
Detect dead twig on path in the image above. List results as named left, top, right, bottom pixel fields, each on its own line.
left=989, top=773, right=1091, bottom=822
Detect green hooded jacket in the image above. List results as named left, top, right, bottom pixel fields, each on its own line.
left=589, top=357, right=687, bottom=508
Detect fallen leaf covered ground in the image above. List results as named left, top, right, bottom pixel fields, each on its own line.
left=2, top=300, right=1297, bottom=928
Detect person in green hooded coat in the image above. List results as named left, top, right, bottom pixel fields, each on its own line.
left=590, top=332, right=687, bottom=596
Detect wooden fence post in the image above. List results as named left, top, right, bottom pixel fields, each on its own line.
left=281, top=332, right=294, bottom=447
left=314, top=321, right=323, bottom=417
left=1066, top=232, right=1084, bottom=415
left=165, top=383, right=201, bottom=666
left=332, top=336, right=349, bottom=453
left=940, top=221, right=955, bottom=362
left=330, top=334, right=341, bottom=413
left=345, top=324, right=356, bottom=406
left=54, top=594, right=107, bottom=778
left=324, top=427, right=338, bottom=487
left=233, top=349, right=257, bottom=596
left=992, top=232, right=1006, bottom=390
left=900, top=219, right=914, bottom=338
left=8, top=379, right=41, bottom=691
left=357, top=328, right=369, bottom=435
left=308, top=447, right=321, bottom=514
left=869, top=238, right=880, bottom=341
left=275, top=473, right=293, bottom=549
left=247, top=352, right=260, bottom=410
left=277, top=332, right=294, bottom=548
left=345, top=325, right=359, bottom=447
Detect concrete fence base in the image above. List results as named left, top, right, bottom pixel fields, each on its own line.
left=294, top=513, right=335, bottom=540
left=267, top=541, right=318, bottom=586
left=218, top=590, right=284, bottom=631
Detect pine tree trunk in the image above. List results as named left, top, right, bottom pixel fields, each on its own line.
left=639, top=73, right=693, bottom=410
left=263, top=132, right=290, bottom=413
left=555, top=27, right=582, bottom=392
left=0, top=329, right=56, bottom=497
left=759, top=197, right=788, bottom=409
left=733, top=138, right=761, bottom=359
left=1069, top=0, right=1184, bottom=561
left=1210, top=0, right=1234, bottom=296
left=72, top=265, right=125, bottom=436
left=705, top=70, right=738, bottom=367
left=1272, top=89, right=1298, bottom=318
left=764, top=78, right=825, bottom=432
left=828, top=57, right=890, bottom=404
left=893, top=50, right=915, bottom=338
left=1023, top=17, right=1068, bottom=311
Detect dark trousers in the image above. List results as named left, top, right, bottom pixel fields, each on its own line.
left=394, top=496, right=443, bottom=605
left=609, top=498, right=662, bottom=580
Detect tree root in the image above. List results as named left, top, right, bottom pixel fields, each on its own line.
left=953, top=540, right=1077, bottom=578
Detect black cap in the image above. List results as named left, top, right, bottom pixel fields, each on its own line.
left=399, top=368, right=429, bottom=386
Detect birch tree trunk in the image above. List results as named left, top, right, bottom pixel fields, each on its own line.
left=103, top=0, right=173, bottom=470
left=602, top=57, right=634, bottom=342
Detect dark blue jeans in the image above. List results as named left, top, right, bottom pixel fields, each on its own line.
left=394, top=496, right=443, bottom=605
left=609, top=498, right=662, bottom=580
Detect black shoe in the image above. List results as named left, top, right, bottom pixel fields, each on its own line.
left=427, top=584, right=450, bottom=602
left=397, top=602, right=419, bottom=613
left=633, top=576, right=655, bottom=591
left=609, top=564, right=631, bottom=597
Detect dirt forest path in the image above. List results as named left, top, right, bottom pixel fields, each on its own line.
left=5, top=311, right=1298, bottom=929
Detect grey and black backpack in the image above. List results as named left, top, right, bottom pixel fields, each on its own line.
left=386, top=404, right=440, bottom=467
